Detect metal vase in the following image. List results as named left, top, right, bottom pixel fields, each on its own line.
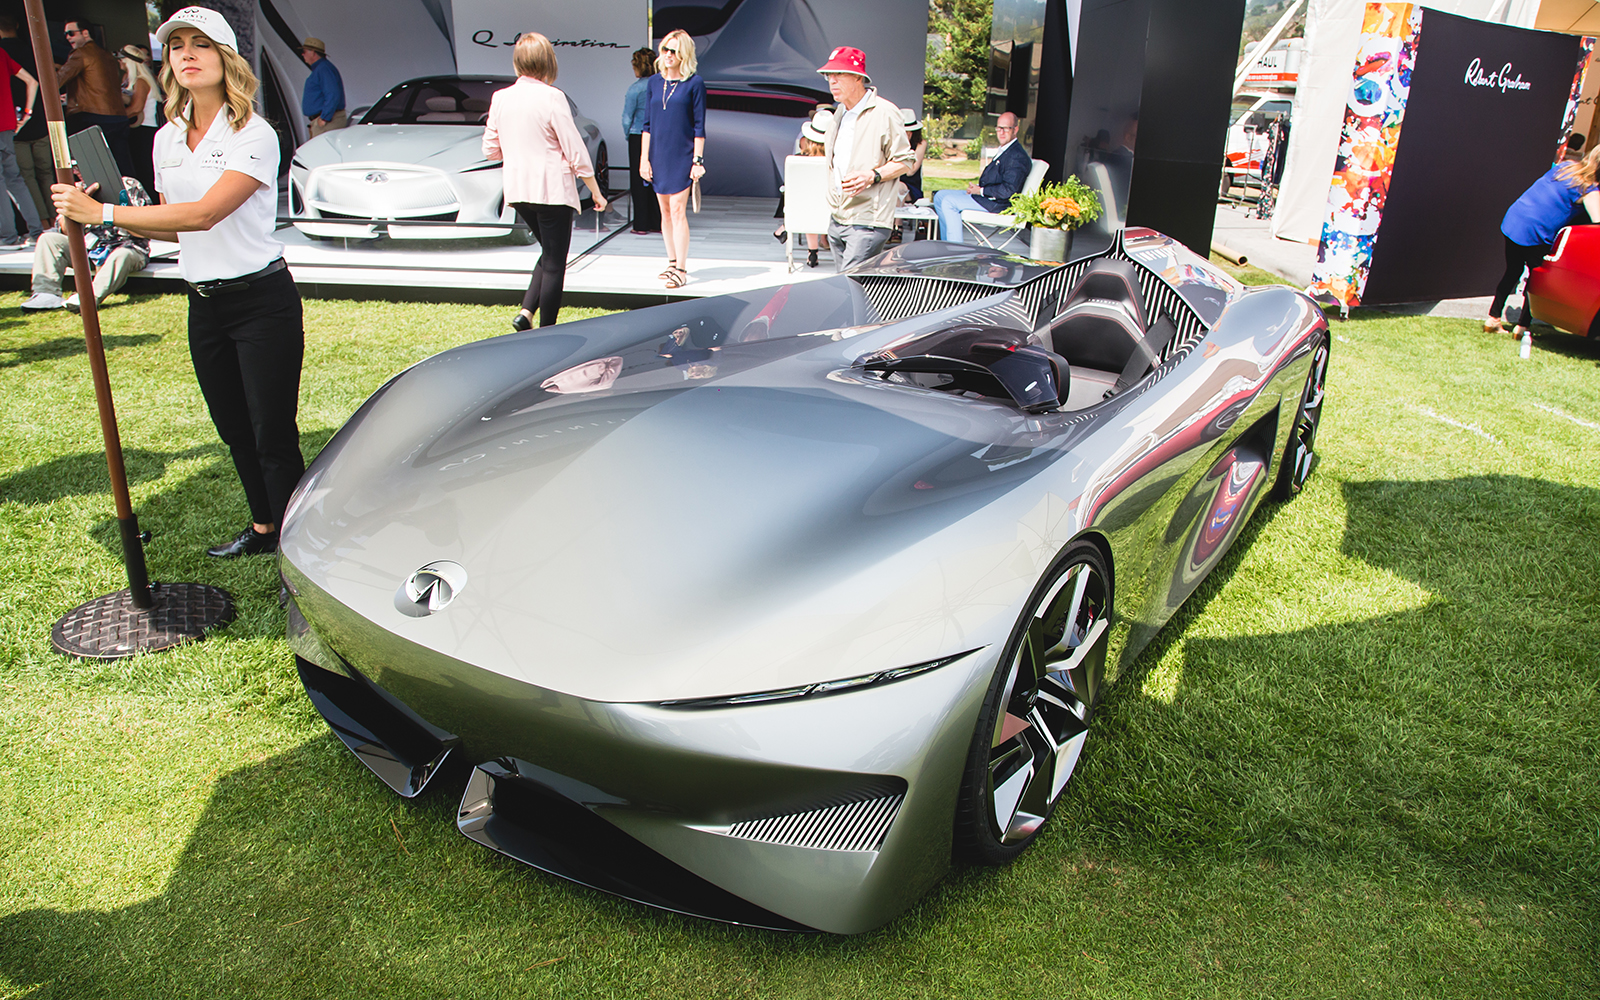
left=1029, top=226, right=1070, bottom=263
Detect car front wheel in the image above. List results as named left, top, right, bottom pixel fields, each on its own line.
left=954, top=541, right=1110, bottom=865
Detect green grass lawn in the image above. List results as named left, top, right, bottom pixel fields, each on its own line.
left=1, top=279, right=1597, bottom=999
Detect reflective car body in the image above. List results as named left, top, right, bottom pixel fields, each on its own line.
left=281, top=230, right=1327, bottom=933
left=288, top=76, right=605, bottom=241
left=1527, top=224, right=1600, bottom=337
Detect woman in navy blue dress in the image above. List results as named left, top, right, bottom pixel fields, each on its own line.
left=640, top=29, right=705, bottom=289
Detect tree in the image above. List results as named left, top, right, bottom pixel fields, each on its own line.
left=926, top=0, right=993, bottom=121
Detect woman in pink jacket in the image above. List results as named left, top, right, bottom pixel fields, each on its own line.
left=484, top=32, right=608, bottom=330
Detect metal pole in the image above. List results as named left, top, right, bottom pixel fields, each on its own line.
left=23, top=0, right=152, bottom=609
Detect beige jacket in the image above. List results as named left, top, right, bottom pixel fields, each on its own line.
left=822, top=89, right=914, bottom=229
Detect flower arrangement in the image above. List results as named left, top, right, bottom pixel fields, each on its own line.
left=1004, top=176, right=1103, bottom=230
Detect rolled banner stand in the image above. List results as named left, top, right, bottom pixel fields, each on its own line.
left=24, top=0, right=233, bottom=658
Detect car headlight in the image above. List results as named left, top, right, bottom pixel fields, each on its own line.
left=657, top=648, right=982, bottom=708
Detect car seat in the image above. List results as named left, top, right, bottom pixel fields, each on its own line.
left=1045, top=258, right=1173, bottom=392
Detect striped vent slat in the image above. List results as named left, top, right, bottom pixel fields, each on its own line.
left=853, top=249, right=1209, bottom=369
left=725, top=793, right=905, bottom=853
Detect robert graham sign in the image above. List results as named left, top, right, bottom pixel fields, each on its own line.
left=1464, top=58, right=1532, bottom=93
left=1361, top=8, right=1586, bottom=305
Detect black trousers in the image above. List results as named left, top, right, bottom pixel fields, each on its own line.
left=187, top=267, right=305, bottom=527
left=627, top=133, right=660, bottom=232
left=66, top=112, right=133, bottom=180
left=511, top=202, right=573, bottom=327
left=1491, top=236, right=1551, bottom=328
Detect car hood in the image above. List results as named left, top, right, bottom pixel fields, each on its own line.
left=294, top=124, right=495, bottom=173
left=282, top=281, right=1087, bottom=703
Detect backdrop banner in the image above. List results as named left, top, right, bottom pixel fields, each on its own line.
left=453, top=0, right=649, bottom=189
left=1273, top=0, right=1541, bottom=247
left=1308, top=4, right=1590, bottom=307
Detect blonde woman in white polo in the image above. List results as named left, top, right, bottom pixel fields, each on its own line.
left=55, top=6, right=303, bottom=560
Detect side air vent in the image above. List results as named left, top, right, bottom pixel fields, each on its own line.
left=725, top=793, right=905, bottom=853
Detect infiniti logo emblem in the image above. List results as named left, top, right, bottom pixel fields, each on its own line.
left=394, top=560, right=468, bottom=617
left=364, top=171, right=390, bottom=184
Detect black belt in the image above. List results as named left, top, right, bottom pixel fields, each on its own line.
left=188, top=257, right=287, bottom=297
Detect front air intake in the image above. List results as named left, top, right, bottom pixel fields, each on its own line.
left=726, top=793, right=905, bottom=853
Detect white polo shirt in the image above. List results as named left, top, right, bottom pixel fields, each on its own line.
left=153, top=109, right=282, bottom=282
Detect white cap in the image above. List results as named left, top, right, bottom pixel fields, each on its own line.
left=155, top=6, right=238, bottom=52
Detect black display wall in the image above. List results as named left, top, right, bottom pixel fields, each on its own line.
left=993, top=0, right=1244, bottom=256
left=1125, top=0, right=1246, bottom=256
left=1361, top=10, right=1585, bottom=305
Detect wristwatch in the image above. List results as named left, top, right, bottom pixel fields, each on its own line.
left=871, top=168, right=882, bottom=185
left=692, top=156, right=704, bottom=165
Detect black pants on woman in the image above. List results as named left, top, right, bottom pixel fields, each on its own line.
left=627, top=133, right=660, bottom=233
left=187, top=267, right=305, bottom=527
left=512, top=202, right=574, bottom=327
left=1491, top=236, right=1552, bottom=328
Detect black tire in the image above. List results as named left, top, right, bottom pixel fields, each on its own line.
left=594, top=142, right=610, bottom=197
left=1273, top=332, right=1329, bottom=500
left=954, top=541, right=1111, bottom=865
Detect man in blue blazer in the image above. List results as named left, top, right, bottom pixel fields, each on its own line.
left=933, top=112, right=1030, bottom=243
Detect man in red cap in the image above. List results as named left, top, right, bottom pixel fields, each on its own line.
left=816, top=46, right=915, bottom=271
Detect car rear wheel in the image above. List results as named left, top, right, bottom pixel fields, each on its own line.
left=1273, top=333, right=1329, bottom=500
left=954, top=542, right=1110, bottom=865
left=594, top=142, right=610, bottom=197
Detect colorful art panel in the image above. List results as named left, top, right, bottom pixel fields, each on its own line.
left=1307, top=3, right=1423, bottom=310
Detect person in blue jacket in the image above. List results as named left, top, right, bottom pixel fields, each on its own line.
left=622, top=47, right=660, bottom=233
left=1488, top=145, right=1599, bottom=336
left=299, top=36, right=345, bottom=137
left=932, top=111, right=1029, bottom=243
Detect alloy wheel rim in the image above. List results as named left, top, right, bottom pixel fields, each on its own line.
left=986, top=559, right=1108, bottom=845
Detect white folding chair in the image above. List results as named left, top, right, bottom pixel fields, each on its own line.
left=960, top=158, right=1049, bottom=248
left=783, top=156, right=830, bottom=271
left=1082, top=160, right=1122, bottom=233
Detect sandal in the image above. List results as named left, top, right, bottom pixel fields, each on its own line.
left=806, top=248, right=819, bottom=268
left=773, top=228, right=787, bottom=243
left=1483, top=318, right=1508, bottom=334
left=664, top=266, right=689, bottom=289
left=658, top=259, right=679, bottom=280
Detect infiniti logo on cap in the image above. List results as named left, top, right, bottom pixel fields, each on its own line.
left=364, top=171, right=389, bottom=184
left=394, top=560, right=467, bottom=617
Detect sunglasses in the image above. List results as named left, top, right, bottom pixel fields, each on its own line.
left=661, top=45, right=678, bottom=54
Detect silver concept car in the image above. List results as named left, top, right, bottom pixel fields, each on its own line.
left=281, top=230, right=1329, bottom=933
left=287, top=76, right=606, bottom=242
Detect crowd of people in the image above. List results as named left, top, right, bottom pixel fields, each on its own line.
left=17, top=10, right=1594, bottom=562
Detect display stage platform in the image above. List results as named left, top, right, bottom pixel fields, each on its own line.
left=0, top=194, right=885, bottom=304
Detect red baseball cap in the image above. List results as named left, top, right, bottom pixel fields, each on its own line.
left=817, top=46, right=869, bottom=80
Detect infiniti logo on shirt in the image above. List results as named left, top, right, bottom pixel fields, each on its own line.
left=364, top=171, right=389, bottom=184
left=1465, top=57, right=1532, bottom=92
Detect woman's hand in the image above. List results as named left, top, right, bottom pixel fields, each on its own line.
left=593, top=193, right=609, bottom=214
left=640, top=160, right=653, bottom=183
left=52, top=182, right=102, bottom=225
left=689, top=163, right=705, bottom=182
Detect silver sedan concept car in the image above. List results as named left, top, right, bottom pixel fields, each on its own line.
left=288, top=76, right=607, bottom=242
left=281, top=230, right=1329, bottom=933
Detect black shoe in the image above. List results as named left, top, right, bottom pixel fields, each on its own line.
left=807, top=248, right=819, bottom=268
left=207, top=526, right=279, bottom=558
left=511, top=312, right=533, bottom=332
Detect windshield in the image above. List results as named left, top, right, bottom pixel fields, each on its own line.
left=361, top=78, right=512, bottom=125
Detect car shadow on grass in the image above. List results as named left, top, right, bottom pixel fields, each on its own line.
left=1, top=476, right=1596, bottom=997
left=1067, top=473, right=1600, bottom=897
